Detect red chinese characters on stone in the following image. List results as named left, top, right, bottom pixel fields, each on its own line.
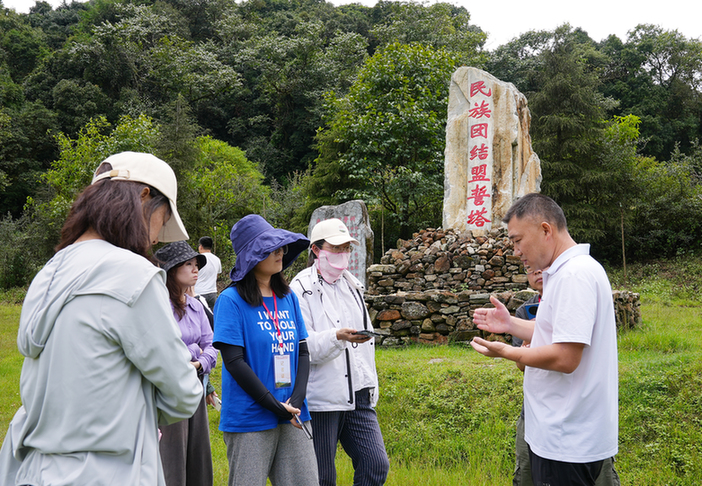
left=467, top=185, right=491, bottom=206
left=469, top=164, right=490, bottom=183
left=468, top=100, right=491, bottom=119
left=467, top=207, right=491, bottom=227
left=470, top=143, right=489, bottom=161
left=470, top=81, right=492, bottom=98
left=470, top=123, right=489, bottom=139
left=467, top=79, right=493, bottom=228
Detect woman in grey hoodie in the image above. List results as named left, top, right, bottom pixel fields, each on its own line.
left=0, top=152, right=203, bottom=486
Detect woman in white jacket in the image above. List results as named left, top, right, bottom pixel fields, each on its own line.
left=290, top=218, right=389, bottom=486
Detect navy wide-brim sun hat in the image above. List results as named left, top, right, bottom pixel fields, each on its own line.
left=229, top=214, right=310, bottom=283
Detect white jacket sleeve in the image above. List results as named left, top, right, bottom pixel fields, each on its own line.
left=290, top=276, right=346, bottom=365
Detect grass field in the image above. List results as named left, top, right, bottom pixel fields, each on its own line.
left=2, top=256, right=702, bottom=485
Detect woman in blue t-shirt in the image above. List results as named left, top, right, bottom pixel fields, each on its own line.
left=213, top=214, right=318, bottom=486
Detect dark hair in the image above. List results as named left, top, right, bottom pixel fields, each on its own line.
left=236, top=270, right=290, bottom=307
left=166, top=263, right=187, bottom=320
left=306, top=239, right=325, bottom=267
left=502, top=193, right=567, bottom=231
left=199, top=236, right=213, bottom=250
left=56, top=162, right=170, bottom=258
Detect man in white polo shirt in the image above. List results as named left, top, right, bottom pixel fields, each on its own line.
left=471, top=193, right=618, bottom=486
left=193, top=236, right=222, bottom=310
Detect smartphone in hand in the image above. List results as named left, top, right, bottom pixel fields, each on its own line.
left=294, top=414, right=313, bottom=440
left=355, top=329, right=383, bottom=338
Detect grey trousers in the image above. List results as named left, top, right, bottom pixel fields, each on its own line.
left=224, top=422, right=318, bottom=486
left=159, top=394, right=213, bottom=486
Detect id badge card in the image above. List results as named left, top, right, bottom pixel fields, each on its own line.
left=274, top=354, right=292, bottom=388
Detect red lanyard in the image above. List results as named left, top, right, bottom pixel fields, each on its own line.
left=261, top=294, right=284, bottom=354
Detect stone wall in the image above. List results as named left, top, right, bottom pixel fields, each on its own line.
left=364, top=227, right=641, bottom=346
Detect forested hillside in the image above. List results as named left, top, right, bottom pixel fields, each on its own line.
left=1, top=0, right=701, bottom=288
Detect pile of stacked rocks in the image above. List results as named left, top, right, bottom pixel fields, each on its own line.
left=363, top=227, right=641, bottom=346
left=367, top=227, right=526, bottom=295
left=612, top=290, right=642, bottom=330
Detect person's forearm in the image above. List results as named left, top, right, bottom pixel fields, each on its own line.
left=508, top=342, right=584, bottom=373
left=288, top=340, right=309, bottom=409
left=197, top=343, right=217, bottom=375
left=219, top=344, right=292, bottom=419
left=508, top=316, right=536, bottom=342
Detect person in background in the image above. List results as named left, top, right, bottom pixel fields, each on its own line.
left=472, top=193, right=618, bottom=486
left=213, top=214, right=318, bottom=486
left=0, top=152, right=202, bottom=486
left=512, top=267, right=541, bottom=485
left=290, top=218, right=390, bottom=486
left=155, top=241, right=217, bottom=486
left=194, top=236, right=222, bottom=311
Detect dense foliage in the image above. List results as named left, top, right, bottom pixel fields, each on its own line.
left=0, top=0, right=701, bottom=287
left=313, top=42, right=461, bottom=249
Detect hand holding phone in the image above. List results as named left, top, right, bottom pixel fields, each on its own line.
left=354, top=329, right=383, bottom=338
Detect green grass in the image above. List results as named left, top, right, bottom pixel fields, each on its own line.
left=3, top=258, right=702, bottom=484
left=0, top=305, right=23, bottom=429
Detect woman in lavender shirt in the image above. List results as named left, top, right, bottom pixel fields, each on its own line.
left=155, top=241, right=218, bottom=486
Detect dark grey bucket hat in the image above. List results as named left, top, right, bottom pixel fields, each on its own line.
left=154, top=241, right=207, bottom=274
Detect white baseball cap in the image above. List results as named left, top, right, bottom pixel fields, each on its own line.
left=309, top=218, right=359, bottom=246
left=91, top=152, right=189, bottom=242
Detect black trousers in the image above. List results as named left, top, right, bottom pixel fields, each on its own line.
left=529, top=446, right=603, bottom=486
left=159, top=394, right=213, bottom=486
left=310, top=388, right=390, bottom=486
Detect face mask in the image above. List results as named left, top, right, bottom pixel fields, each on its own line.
left=316, top=250, right=350, bottom=283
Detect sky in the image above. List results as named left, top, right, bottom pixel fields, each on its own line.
left=3, top=0, right=701, bottom=50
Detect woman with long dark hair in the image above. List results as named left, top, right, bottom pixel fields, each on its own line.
left=0, top=152, right=202, bottom=486
left=213, top=214, right=318, bottom=486
left=154, top=241, right=217, bottom=486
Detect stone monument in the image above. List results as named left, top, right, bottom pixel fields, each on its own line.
left=309, top=200, right=374, bottom=287
left=443, top=67, right=542, bottom=232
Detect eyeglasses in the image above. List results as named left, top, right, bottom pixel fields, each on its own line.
left=322, top=244, right=352, bottom=254
left=272, top=245, right=289, bottom=256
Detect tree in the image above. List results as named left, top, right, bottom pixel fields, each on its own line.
left=25, top=114, right=159, bottom=253
left=179, top=135, right=269, bottom=264
left=529, top=26, right=623, bottom=253
left=626, top=144, right=702, bottom=259
left=370, top=1, right=486, bottom=64
left=600, top=25, right=702, bottom=161
left=27, top=1, right=88, bottom=50
left=24, top=113, right=271, bottom=271
left=484, top=29, right=557, bottom=94
left=0, top=22, right=50, bottom=81
left=312, top=42, right=458, bottom=243
left=215, top=13, right=369, bottom=180
left=51, top=78, right=113, bottom=135
left=153, top=95, right=202, bottom=181
left=0, top=101, right=59, bottom=217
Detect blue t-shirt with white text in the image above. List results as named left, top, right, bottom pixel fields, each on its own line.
left=213, top=286, right=310, bottom=432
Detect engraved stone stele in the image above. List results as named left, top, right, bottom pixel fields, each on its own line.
left=443, top=67, right=542, bottom=233
left=309, top=200, right=374, bottom=287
